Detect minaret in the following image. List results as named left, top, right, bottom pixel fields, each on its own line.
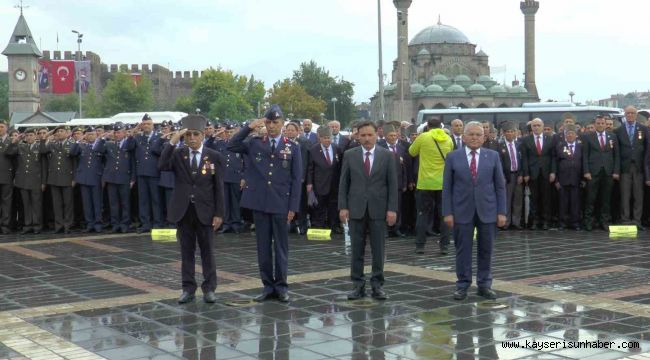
left=2, top=8, right=42, bottom=118
left=393, top=0, right=412, bottom=122
left=520, top=0, right=539, bottom=99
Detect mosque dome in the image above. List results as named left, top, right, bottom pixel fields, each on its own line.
left=411, top=83, right=425, bottom=93
left=508, top=85, right=529, bottom=94
left=467, top=83, right=487, bottom=92
left=410, top=23, right=471, bottom=45
left=489, top=84, right=508, bottom=94
left=445, top=84, right=466, bottom=93
left=454, top=75, right=472, bottom=87
left=424, top=84, right=444, bottom=93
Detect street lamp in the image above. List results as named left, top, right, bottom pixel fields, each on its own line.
left=377, top=0, right=385, bottom=121
left=331, top=97, right=338, bottom=120
left=569, top=91, right=575, bottom=104
left=72, top=30, right=83, bottom=118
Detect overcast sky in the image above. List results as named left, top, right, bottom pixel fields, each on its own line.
left=1, top=0, right=648, bottom=105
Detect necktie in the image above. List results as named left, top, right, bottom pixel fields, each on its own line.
left=390, top=145, right=396, bottom=154
left=569, top=144, right=574, bottom=157
left=325, top=147, right=331, bottom=165
left=334, top=135, right=338, bottom=145
left=456, top=137, right=461, bottom=148
left=364, top=151, right=371, bottom=176
left=470, top=150, right=477, bottom=182
left=535, top=136, right=542, bottom=155
left=271, top=139, right=276, bottom=153
left=628, top=124, right=634, bottom=143
left=599, top=133, right=605, bottom=150
left=191, top=150, right=199, bottom=172
left=508, top=142, right=517, bottom=172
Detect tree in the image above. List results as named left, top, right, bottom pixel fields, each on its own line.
left=45, top=93, right=79, bottom=112
left=267, top=79, right=326, bottom=120
left=0, top=74, right=8, bottom=120
left=292, top=60, right=356, bottom=126
left=190, top=67, right=262, bottom=120
left=101, top=72, right=154, bottom=116
left=82, top=89, right=103, bottom=118
left=174, top=95, right=195, bottom=114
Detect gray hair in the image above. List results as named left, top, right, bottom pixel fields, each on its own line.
left=464, top=121, right=484, bottom=135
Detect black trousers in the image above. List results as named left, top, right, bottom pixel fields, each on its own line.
left=349, top=210, right=386, bottom=288
left=310, top=193, right=338, bottom=229
left=584, top=169, right=613, bottom=227
left=529, top=173, right=552, bottom=226
left=50, top=185, right=73, bottom=230
left=224, top=182, right=243, bottom=230
left=415, top=190, right=449, bottom=248
left=559, top=185, right=580, bottom=228
left=20, top=188, right=41, bottom=231
left=0, top=183, right=12, bottom=230
left=178, top=204, right=217, bottom=294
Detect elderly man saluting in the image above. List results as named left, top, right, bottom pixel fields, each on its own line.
left=442, top=121, right=506, bottom=301
left=159, top=115, right=225, bottom=304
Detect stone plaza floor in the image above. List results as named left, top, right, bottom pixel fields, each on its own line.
left=0, top=228, right=649, bottom=360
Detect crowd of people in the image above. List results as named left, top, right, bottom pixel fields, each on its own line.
left=0, top=104, right=648, bottom=302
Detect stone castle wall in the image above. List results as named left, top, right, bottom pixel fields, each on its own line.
left=39, top=50, right=199, bottom=111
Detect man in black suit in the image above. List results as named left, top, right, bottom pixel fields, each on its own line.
left=481, top=121, right=499, bottom=151
left=583, top=115, right=619, bottom=231
left=159, top=115, right=225, bottom=304
left=498, top=122, right=523, bottom=230
left=450, top=119, right=464, bottom=150
left=614, top=106, right=648, bottom=230
left=306, top=126, right=342, bottom=232
left=551, top=125, right=583, bottom=230
left=521, top=118, right=556, bottom=229
left=339, top=121, right=398, bottom=300
left=379, top=124, right=411, bottom=237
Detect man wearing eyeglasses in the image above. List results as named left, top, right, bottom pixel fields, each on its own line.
left=159, top=115, right=225, bottom=304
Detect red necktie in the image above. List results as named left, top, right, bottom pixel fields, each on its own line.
left=599, top=133, right=605, bottom=150
left=364, top=151, right=371, bottom=176
left=470, top=150, right=477, bottom=182
left=325, top=147, right=331, bottom=165
left=536, top=136, right=542, bottom=155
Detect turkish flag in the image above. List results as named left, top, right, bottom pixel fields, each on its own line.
left=51, top=61, right=75, bottom=94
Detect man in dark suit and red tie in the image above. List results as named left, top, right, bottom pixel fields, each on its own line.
left=306, top=126, right=342, bottom=232
left=498, top=122, right=523, bottom=230
left=551, top=125, right=583, bottom=231
left=442, top=121, right=506, bottom=301
left=339, top=121, right=398, bottom=301
left=159, top=115, right=225, bottom=304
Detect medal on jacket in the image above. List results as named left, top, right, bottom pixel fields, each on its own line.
left=638, top=131, right=643, bottom=140
left=255, top=153, right=262, bottom=162
left=609, top=139, right=614, bottom=148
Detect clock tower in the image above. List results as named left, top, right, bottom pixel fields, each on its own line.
left=2, top=10, right=42, bottom=117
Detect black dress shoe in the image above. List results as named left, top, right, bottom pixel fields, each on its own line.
left=558, top=225, right=565, bottom=231
left=584, top=224, right=592, bottom=231
left=371, top=287, right=387, bottom=300
left=81, top=228, right=92, bottom=233
left=177, top=292, right=195, bottom=304
left=20, top=228, right=31, bottom=235
left=110, top=228, right=119, bottom=233
left=453, top=288, right=468, bottom=300
left=33, top=230, right=40, bottom=234
left=394, top=229, right=406, bottom=238
left=511, top=225, right=523, bottom=231
left=64, top=228, right=71, bottom=234
left=477, top=287, right=497, bottom=300
left=1, top=227, right=10, bottom=235
left=439, top=246, right=449, bottom=255
left=541, top=224, right=549, bottom=230
left=331, top=226, right=343, bottom=234
left=277, top=293, right=290, bottom=302
left=254, top=292, right=276, bottom=302
left=203, top=291, right=217, bottom=303
left=347, top=286, right=366, bottom=300
left=414, top=247, right=425, bottom=254
left=638, top=225, right=646, bottom=231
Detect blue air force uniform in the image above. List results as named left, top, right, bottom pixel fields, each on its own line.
left=227, top=107, right=302, bottom=298
left=153, top=136, right=175, bottom=227
left=70, top=134, right=104, bottom=232
left=95, top=128, right=135, bottom=233
left=206, top=133, right=245, bottom=232
left=134, top=131, right=163, bottom=231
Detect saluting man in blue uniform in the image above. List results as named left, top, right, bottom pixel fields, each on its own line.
left=70, top=127, right=104, bottom=233
left=133, top=114, right=163, bottom=233
left=227, top=105, right=302, bottom=302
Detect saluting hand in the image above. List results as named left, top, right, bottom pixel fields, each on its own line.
left=170, top=129, right=187, bottom=146
left=249, top=118, right=266, bottom=130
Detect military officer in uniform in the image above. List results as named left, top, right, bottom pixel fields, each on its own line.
left=0, top=120, right=14, bottom=234
left=227, top=105, right=302, bottom=302
left=70, top=127, right=104, bottom=233
left=95, top=123, right=136, bottom=233
left=7, top=128, right=44, bottom=234
left=153, top=121, right=176, bottom=227
left=133, top=114, right=163, bottom=232
left=159, top=114, right=224, bottom=304
left=40, top=125, right=75, bottom=234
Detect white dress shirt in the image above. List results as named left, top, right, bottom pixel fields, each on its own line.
left=362, top=146, right=376, bottom=171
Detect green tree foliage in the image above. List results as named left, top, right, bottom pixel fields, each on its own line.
left=190, top=67, right=263, bottom=121
left=292, top=60, right=355, bottom=126
left=0, top=73, right=8, bottom=120
left=45, top=93, right=79, bottom=112
left=82, top=89, right=103, bottom=118
left=267, top=79, right=326, bottom=120
left=100, top=72, right=154, bottom=116
left=174, top=95, right=195, bottom=114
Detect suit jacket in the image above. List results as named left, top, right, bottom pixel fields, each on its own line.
left=227, top=126, right=302, bottom=214
left=158, top=144, right=224, bottom=225
left=379, top=141, right=411, bottom=190
left=152, top=137, right=175, bottom=188
left=521, top=133, right=556, bottom=179
left=482, top=138, right=499, bottom=151
left=306, top=143, right=342, bottom=196
left=614, top=123, right=648, bottom=173
left=6, top=142, right=45, bottom=190
left=40, top=139, right=75, bottom=187
left=293, top=136, right=311, bottom=182
left=95, top=137, right=136, bottom=185
left=332, top=133, right=350, bottom=151
left=582, top=131, right=619, bottom=176
left=338, top=146, right=398, bottom=220
left=450, top=134, right=464, bottom=150
left=134, top=133, right=161, bottom=177
left=498, top=140, right=522, bottom=182
left=70, top=142, right=104, bottom=186
left=301, top=132, right=318, bottom=145
left=0, top=136, right=14, bottom=184
left=442, top=148, right=506, bottom=224
left=552, top=141, right=582, bottom=187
